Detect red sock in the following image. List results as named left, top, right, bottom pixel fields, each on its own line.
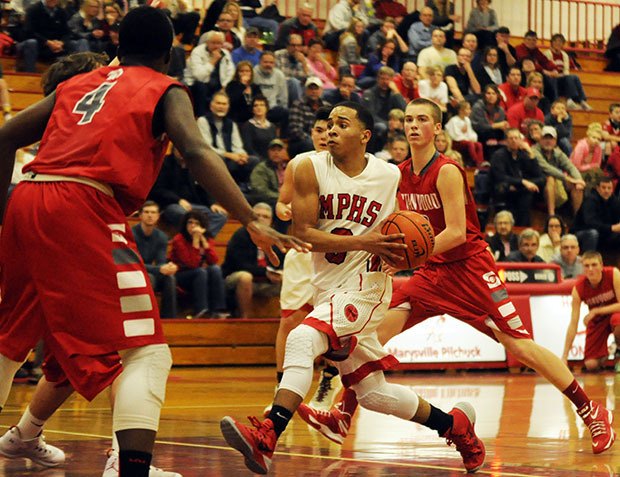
left=562, top=379, right=590, bottom=409
left=337, top=388, right=359, bottom=415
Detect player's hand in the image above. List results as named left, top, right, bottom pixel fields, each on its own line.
left=381, top=259, right=399, bottom=276
left=583, top=310, right=597, bottom=326
left=276, top=202, right=292, bottom=221
left=191, top=225, right=207, bottom=236
left=179, top=198, right=192, bottom=211
left=360, top=229, right=406, bottom=264
left=521, top=179, right=539, bottom=193
left=266, top=269, right=283, bottom=283
left=246, top=220, right=311, bottom=266
left=211, top=203, right=228, bottom=215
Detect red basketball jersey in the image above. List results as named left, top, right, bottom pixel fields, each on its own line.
left=397, top=153, right=487, bottom=264
left=24, top=65, right=182, bottom=214
left=575, top=267, right=617, bottom=310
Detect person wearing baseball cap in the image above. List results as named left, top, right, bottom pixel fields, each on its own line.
left=506, top=86, right=545, bottom=135
left=494, top=26, right=518, bottom=76
left=232, top=26, right=262, bottom=66
left=533, top=125, right=585, bottom=215
left=287, top=76, right=331, bottom=157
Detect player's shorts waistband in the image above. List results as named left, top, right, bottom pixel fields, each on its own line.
left=21, top=172, right=114, bottom=197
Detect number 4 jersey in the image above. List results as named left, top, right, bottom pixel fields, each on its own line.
left=309, top=151, right=400, bottom=292
left=24, top=65, right=183, bottom=214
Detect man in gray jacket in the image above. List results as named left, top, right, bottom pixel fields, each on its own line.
left=534, top=125, right=585, bottom=216
left=253, top=50, right=289, bottom=127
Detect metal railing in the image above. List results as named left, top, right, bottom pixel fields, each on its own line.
left=528, top=0, right=620, bottom=53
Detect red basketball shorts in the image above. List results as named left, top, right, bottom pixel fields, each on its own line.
left=0, top=181, right=165, bottom=400
left=391, top=250, right=531, bottom=340
left=584, top=313, right=620, bottom=360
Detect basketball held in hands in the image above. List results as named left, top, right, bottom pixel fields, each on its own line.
left=381, top=211, right=435, bottom=270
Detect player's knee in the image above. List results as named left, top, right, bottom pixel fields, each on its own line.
left=283, top=325, right=328, bottom=370
left=356, top=383, right=419, bottom=420
left=0, top=354, right=26, bottom=408
left=237, top=271, right=253, bottom=286
left=584, top=359, right=602, bottom=372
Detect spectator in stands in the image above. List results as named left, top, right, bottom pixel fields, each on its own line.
left=322, top=73, right=361, bottom=104
left=515, top=30, right=559, bottom=101
left=68, top=0, right=106, bottom=53
left=375, top=0, right=407, bottom=20
left=544, top=33, right=592, bottom=111
left=534, top=125, right=585, bottom=216
left=507, top=87, right=545, bottom=136
left=525, top=119, right=543, bottom=146
left=376, top=109, right=405, bottom=160
left=197, top=91, right=259, bottom=190
left=212, top=11, right=241, bottom=52
left=573, top=176, right=620, bottom=251
left=571, top=123, right=605, bottom=189
left=337, top=18, right=366, bottom=76
left=490, top=128, right=546, bottom=226
left=306, top=38, right=337, bottom=90
left=132, top=201, right=178, bottom=318
left=225, top=60, right=263, bottom=124
left=392, top=61, right=419, bottom=102
left=275, top=33, right=309, bottom=103
left=275, top=3, right=318, bottom=50
left=222, top=2, right=246, bottom=42
left=407, top=6, right=435, bottom=61
left=232, top=26, right=261, bottom=65
left=493, top=26, right=517, bottom=76
left=418, top=65, right=449, bottom=112
left=103, top=19, right=120, bottom=63
left=239, top=0, right=280, bottom=38
left=253, top=50, right=289, bottom=126
left=445, top=100, right=484, bottom=166
left=466, top=0, right=498, bottom=49
left=462, top=32, right=481, bottom=64
left=380, top=134, right=409, bottom=165
left=498, top=66, right=525, bottom=110
left=19, top=0, right=89, bottom=72
left=149, top=147, right=229, bottom=237
left=239, top=95, right=277, bottom=161
left=250, top=139, right=288, bottom=231
left=470, top=83, right=508, bottom=156
left=362, top=66, right=406, bottom=150
left=434, top=130, right=463, bottom=166
left=323, top=0, right=365, bottom=37
left=473, top=46, right=504, bottom=90
left=545, top=99, right=573, bottom=156
left=185, top=31, right=235, bottom=117
left=417, top=29, right=456, bottom=78
left=526, top=71, right=550, bottom=115
left=605, top=23, right=620, bottom=72
left=170, top=211, right=228, bottom=318
left=552, top=234, right=583, bottom=278
left=427, top=0, right=460, bottom=48
left=201, top=0, right=227, bottom=35
left=603, top=103, right=620, bottom=157
left=444, top=47, right=481, bottom=104
left=505, top=228, right=545, bottom=262
left=486, top=209, right=519, bottom=261
left=222, top=202, right=283, bottom=318
left=358, top=38, right=400, bottom=89
left=538, top=214, right=567, bottom=263
left=288, top=77, right=331, bottom=157
left=366, top=16, right=408, bottom=59
left=169, top=0, right=200, bottom=45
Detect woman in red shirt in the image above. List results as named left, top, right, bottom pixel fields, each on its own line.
left=169, top=211, right=228, bottom=318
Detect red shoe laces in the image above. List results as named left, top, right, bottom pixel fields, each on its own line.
left=247, top=416, right=274, bottom=451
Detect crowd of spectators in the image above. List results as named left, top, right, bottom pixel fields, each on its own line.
left=7, top=0, right=620, bottom=318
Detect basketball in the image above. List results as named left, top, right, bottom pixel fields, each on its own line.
left=381, top=210, right=435, bottom=270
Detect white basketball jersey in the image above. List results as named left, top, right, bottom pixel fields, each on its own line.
left=309, top=151, right=400, bottom=291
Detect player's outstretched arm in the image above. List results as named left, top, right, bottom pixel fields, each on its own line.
left=562, top=287, right=582, bottom=362
left=0, top=94, right=56, bottom=222
left=162, top=87, right=309, bottom=264
left=432, top=163, right=467, bottom=256
left=292, top=158, right=405, bottom=261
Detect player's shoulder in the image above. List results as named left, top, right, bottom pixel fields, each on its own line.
left=368, top=152, right=399, bottom=175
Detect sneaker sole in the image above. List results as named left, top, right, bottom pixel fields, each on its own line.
left=0, top=448, right=64, bottom=468
left=593, top=409, right=616, bottom=455
left=220, top=417, right=270, bottom=475
left=297, top=408, right=345, bottom=445
left=453, top=402, right=485, bottom=473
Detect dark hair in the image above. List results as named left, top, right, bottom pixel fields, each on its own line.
left=545, top=214, right=567, bottom=235
left=335, top=101, right=374, bottom=132
left=483, top=84, right=501, bottom=106
left=378, top=38, right=397, bottom=55
left=408, top=98, right=442, bottom=124
left=508, top=65, right=522, bottom=75
left=551, top=33, right=565, bottom=43
left=315, top=106, right=331, bottom=123
left=339, top=73, right=356, bottom=83
left=482, top=46, right=498, bottom=65
left=233, top=60, right=254, bottom=83
left=388, top=133, right=408, bottom=146
left=42, top=52, right=109, bottom=95
left=308, top=38, right=324, bottom=48
left=252, top=94, right=270, bottom=109
left=118, top=6, right=173, bottom=61
left=609, top=103, right=620, bottom=113
left=180, top=210, right=211, bottom=241
left=496, top=26, right=510, bottom=34
left=139, top=200, right=160, bottom=213
left=597, top=175, right=614, bottom=186
left=524, top=30, right=537, bottom=38
left=260, top=50, right=275, bottom=60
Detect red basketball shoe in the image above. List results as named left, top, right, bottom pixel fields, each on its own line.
left=443, top=402, right=485, bottom=473
left=296, top=403, right=351, bottom=445
left=220, top=416, right=276, bottom=474
left=577, top=401, right=616, bottom=454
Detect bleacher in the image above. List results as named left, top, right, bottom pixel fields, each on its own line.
left=4, top=27, right=620, bottom=366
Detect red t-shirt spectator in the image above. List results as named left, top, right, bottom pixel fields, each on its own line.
left=498, top=82, right=526, bottom=110
left=392, top=74, right=419, bottom=102
left=507, top=99, right=544, bottom=135
left=169, top=233, right=219, bottom=270
left=515, top=43, right=556, bottom=72
left=375, top=0, right=407, bottom=19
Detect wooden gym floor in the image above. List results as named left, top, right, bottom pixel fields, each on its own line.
left=0, top=367, right=619, bottom=476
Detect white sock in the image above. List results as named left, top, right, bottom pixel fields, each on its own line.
left=17, top=406, right=46, bottom=440
left=112, top=433, right=119, bottom=452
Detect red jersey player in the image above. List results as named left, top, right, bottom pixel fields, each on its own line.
left=563, top=251, right=620, bottom=371
left=0, top=7, right=305, bottom=477
left=298, top=98, right=615, bottom=460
